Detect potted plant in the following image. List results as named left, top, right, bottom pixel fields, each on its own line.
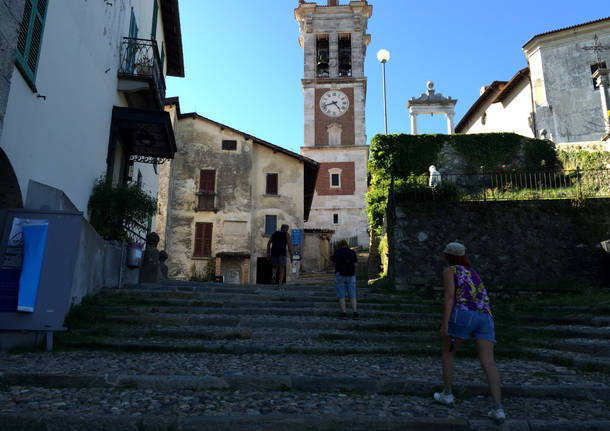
left=87, top=176, right=157, bottom=242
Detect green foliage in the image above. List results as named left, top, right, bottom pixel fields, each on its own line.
left=88, top=177, right=157, bottom=241
left=557, top=150, right=610, bottom=170
left=522, top=139, right=557, bottom=171
left=369, top=133, right=445, bottom=180
left=189, top=259, right=216, bottom=282
left=451, top=133, right=521, bottom=171
left=378, top=235, right=388, bottom=277
left=366, top=133, right=558, bottom=233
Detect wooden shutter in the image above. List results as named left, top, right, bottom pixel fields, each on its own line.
left=199, top=170, right=216, bottom=193
left=16, top=0, right=48, bottom=85
left=151, top=0, right=159, bottom=39
left=194, top=222, right=213, bottom=257
left=266, top=173, right=278, bottom=195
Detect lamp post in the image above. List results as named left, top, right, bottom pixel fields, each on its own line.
left=377, top=49, right=390, bottom=134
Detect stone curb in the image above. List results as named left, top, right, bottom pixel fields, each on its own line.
left=1, top=413, right=609, bottom=431
left=2, top=372, right=608, bottom=400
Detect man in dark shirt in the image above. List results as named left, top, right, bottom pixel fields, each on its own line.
left=266, top=224, right=293, bottom=288
left=331, top=240, right=358, bottom=319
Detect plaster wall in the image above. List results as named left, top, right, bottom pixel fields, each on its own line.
left=302, top=146, right=368, bottom=247
left=460, top=80, right=535, bottom=138
left=251, top=144, right=305, bottom=282
left=525, top=27, right=610, bottom=143
left=157, top=118, right=253, bottom=280
left=0, top=0, right=169, bottom=215
left=0, top=0, right=25, bottom=137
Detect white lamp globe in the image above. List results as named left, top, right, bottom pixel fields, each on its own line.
left=377, top=49, right=390, bottom=63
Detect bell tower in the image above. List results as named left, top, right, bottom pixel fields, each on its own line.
left=295, top=0, right=372, bottom=247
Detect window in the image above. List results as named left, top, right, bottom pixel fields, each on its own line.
left=266, top=173, right=278, bottom=195
left=151, top=0, right=159, bottom=39
left=15, top=0, right=49, bottom=87
left=222, top=140, right=237, bottom=151
left=591, top=62, right=607, bottom=89
left=331, top=173, right=340, bottom=188
left=316, top=34, right=329, bottom=77
left=198, top=169, right=216, bottom=211
left=338, top=34, right=352, bottom=77
left=265, top=215, right=277, bottom=235
left=333, top=213, right=339, bottom=224
left=194, top=222, right=213, bottom=257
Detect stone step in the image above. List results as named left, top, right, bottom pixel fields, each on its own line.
left=102, top=305, right=441, bottom=320
left=518, top=325, right=610, bottom=338
left=522, top=347, right=610, bottom=373
left=102, top=313, right=437, bottom=331
left=96, top=295, right=437, bottom=312
left=2, top=412, right=608, bottom=431
left=1, top=372, right=608, bottom=401
left=55, top=335, right=439, bottom=356
left=523, top=338, right=610, bottom=358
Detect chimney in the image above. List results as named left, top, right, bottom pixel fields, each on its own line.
left=328, top=0, right=339, bottom=6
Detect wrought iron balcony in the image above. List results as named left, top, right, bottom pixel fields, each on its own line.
left=195, top=192, right=217, bottom=212
left=117, top=37, right=166, bottom=109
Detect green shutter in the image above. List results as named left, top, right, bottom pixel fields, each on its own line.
left=151, top=0, right=158, bottom=39
left=15, top=0, right=48, bottom=85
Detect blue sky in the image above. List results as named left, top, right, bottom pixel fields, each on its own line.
left=166, top=1, right=608, bottom=154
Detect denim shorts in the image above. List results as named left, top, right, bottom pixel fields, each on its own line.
left=335, top=273, right=356, bottom=299
left=271, top=255, right=286, bottom=266
left=448, top=308, right=496, bottom=343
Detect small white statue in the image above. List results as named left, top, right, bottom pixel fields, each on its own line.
left=429, top=165, right=441, bottom=188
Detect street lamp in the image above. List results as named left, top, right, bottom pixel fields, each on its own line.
left=377, top=49, right=390, bottom=134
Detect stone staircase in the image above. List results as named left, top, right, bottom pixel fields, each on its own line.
left=1, top=280, right=609, bottom=430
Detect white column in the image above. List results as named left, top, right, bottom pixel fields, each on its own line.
left=329, top=31, right=338, bottom=78
left=446, top=112, right=455, bottom=135
left=410, top=113, right=418, bottom=135
left=596, top=73, right=610, bottom=134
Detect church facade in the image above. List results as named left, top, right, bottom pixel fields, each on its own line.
left=456, top=17, right=610, bottom=151
left=294, top=0, right=372, bottom=248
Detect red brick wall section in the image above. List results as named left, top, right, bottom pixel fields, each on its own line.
left=315, top=88, right=354, bottom=147
left=316, top=162, right=355, bottom=195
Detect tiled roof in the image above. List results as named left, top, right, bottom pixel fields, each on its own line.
left=523, top=16, right=610, bottom=48
left=455, top=81, right=507, bottom=133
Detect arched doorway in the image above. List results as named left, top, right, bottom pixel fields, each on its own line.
left=0, top=148, right=23, bottom=209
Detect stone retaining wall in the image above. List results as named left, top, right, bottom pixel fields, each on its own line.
left=389, top=198, right=610, bottom=287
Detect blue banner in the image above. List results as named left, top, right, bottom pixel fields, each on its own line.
left=291, top=229, right=302, bottom=245
left=17, top=222, right=48, bottom=312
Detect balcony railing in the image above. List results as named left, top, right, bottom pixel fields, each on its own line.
left=196, top=192, right=216, bottom=211
left=118, top=37, right=166, bottom=108
left=393, top=169, right=610, bottom=202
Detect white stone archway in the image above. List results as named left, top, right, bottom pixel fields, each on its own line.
left=407, top=81, right=457, bottom=135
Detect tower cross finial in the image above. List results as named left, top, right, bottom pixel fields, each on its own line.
left=583, top=34, right=610, bottom=67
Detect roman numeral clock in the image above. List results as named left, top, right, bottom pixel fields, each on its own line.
left=295, top=0, right=372, bottom=248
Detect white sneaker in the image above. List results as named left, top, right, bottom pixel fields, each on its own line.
left=433, top=392, right=454, bottom=406
left=488, top=408, right=506, bottom=423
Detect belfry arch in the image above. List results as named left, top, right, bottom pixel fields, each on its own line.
left=407, top=81, right=457, bottom=134
left=0, top=148, right=23, bottom=209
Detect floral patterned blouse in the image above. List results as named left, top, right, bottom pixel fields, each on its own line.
left=451, top=265, right=491, bottom=315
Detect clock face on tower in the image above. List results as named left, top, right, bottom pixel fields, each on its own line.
left=319, top=90, right=349, bottom=117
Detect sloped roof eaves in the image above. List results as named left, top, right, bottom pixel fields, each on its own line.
left=178, top=112, right=319, bottom=168
left=492, top=68, right=530, bottom=103
left=455, top=81, right=507, bottom=133
left=160, top=0, right=185, bottom=77
left=522, top=16, right=610, bottom=49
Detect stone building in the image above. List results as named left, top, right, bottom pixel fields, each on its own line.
left=456, top=17, right=610, bottom=150
left=157, top=100, right=319, bottom=284
left=294, top=0, right=372, bottom=248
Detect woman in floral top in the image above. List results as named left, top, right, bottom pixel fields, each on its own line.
left=433, top=242, right=505, bottom=424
